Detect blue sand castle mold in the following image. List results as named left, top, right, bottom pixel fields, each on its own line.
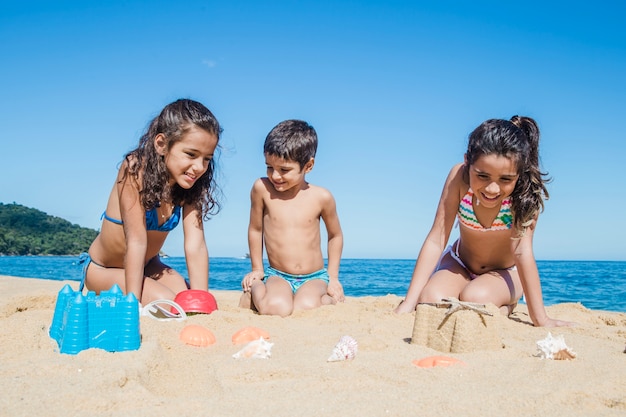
left=49, top=284, right=140, bottom=355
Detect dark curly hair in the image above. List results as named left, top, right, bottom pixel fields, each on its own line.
left=121, top=99, right=223, bottom=221
left=464, top=116, right=550, bottom=233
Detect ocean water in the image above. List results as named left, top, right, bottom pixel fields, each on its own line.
left=0, top=256, right=624, bottom=313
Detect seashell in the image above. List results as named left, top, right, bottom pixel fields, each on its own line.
left=179, top=324, right=216, bottom=347
left=412, top=356, right=465, bottom=368
left=553, top=349, right=576, bottom=360
left=232, top=337, right=273, bottom=359
left=231, top=326, right=271, bottom=345
left=536, top=332, right=576, bottom=360
left=327, top=335, right=358, bottom=362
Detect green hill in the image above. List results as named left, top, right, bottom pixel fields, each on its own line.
left=0, top=203, right=98, bottom=255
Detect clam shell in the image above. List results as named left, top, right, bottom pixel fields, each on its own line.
left=179, top=324, right=216, bottom=347
left=412, top=356, right=465, bottom=368
left=231, top=326, right=271, bottom=345
left=327, top=335, right=358, bottom=362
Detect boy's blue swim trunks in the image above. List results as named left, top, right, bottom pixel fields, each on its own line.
left=264, top=266, right=330, bottom=293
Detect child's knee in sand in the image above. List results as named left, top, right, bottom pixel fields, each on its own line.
left=258, top=295, right=294, bottom=317
left=248, top=278, right=294, bottom=316
left=293, top=279, right=330, bottom=308
left=418, top=274, right=468, bottom=305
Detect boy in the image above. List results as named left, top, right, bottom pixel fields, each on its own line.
left=239, top=120, right=344, bottom=316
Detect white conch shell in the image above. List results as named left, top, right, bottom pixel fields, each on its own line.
left=232, top=337, right=274, bottom=359
left=536, top=332, right=576, bottom=360
left=327, top=335, right=358, bottom=362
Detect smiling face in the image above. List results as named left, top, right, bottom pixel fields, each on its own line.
left=467, top=153, right=519, bottom=209
left=265, top=153, right=313, bottom=194
left=156, top=125, right=218, bottom=189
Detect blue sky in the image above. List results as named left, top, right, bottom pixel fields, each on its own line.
left=1, top=1, right=624, bottom=261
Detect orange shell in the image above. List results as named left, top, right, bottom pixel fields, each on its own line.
left=179, top=325, right=216, bottom=347
left=412, top=356, right=465, bottom=368
left=231, top=326, right=271, bottom=345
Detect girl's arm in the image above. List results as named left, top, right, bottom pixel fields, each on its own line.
left=242, top=179, right=265, bottom=291
left=395, top=164, right=463, bottom=313
left=117, top=163, right=149, bottom=300
left=511, top=218, right=574, bottom=327
left=183, top=204, right=209, bottom=291
left=321, top=190, right=344, bottom=302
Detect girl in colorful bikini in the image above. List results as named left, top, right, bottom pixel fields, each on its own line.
left=82, top=99, right=222, bottom=305
left=394, top=116, right=573, bottom=327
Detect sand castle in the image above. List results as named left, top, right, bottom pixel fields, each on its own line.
left=411, top=298, right=502, bottom=353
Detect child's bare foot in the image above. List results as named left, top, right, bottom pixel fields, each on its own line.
left=322, top=294, right=337, bottom=305
left=238, top=291, right=258, bottom=312
left=501, top=302, right=517, bottom=316
left=393, top=299, right=416, bottom=314
left=239, top=291, right=252, bottom=309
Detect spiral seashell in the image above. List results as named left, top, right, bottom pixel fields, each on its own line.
left=536, top=332, right=576, bottom=360
left=232, top=337, right=274, bottom=359
left=327, top=335, right=358, bottom=362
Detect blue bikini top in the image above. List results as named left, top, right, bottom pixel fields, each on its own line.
left=101, top=204, right=182, bottom=232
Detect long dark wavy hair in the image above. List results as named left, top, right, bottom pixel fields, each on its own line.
left=121, top=99, right=223, bottom=221
left=464, top=116, right=550, bottom=233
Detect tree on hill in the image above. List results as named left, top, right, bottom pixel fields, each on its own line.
left=0, top=203, right=98, bottom=255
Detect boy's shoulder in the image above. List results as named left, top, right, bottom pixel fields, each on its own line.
left=304, top=183, right=336, bottom=205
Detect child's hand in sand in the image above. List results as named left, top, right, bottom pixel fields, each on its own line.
left=327, top=279, right=345, bottom=303
left=242, top=270, right=265, bottom=292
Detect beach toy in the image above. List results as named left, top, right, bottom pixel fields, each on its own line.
left=231, top=326, right=270, bottom=345
left=536, top=333, right=576, bottom=360
left=412, top=356, right=466, bottom=368
left=327, top=335, right=358, bottom=362
left=142, top=300, right=187, bottom=321
left=179, top=324, right=216, bottom=347
left=171, top=289, right=218, bottom=314
left=49, top=284, right=140, bottom=355
left=232, top=337, right=274, bottom=359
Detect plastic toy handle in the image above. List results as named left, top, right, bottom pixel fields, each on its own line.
left=142, top=300, right=188, bottom=321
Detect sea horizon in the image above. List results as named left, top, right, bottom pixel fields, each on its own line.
left=2, top=254, right=625, bottom=262
left=1, top=256, right=624, bottom=313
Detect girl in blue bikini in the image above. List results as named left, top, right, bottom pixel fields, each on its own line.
left=82, top=99, right=222, bottom=304
left=395, top=116, right=573, bottom=327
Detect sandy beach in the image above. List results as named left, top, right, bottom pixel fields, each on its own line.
left=1, top=275, right=625, bottom=417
